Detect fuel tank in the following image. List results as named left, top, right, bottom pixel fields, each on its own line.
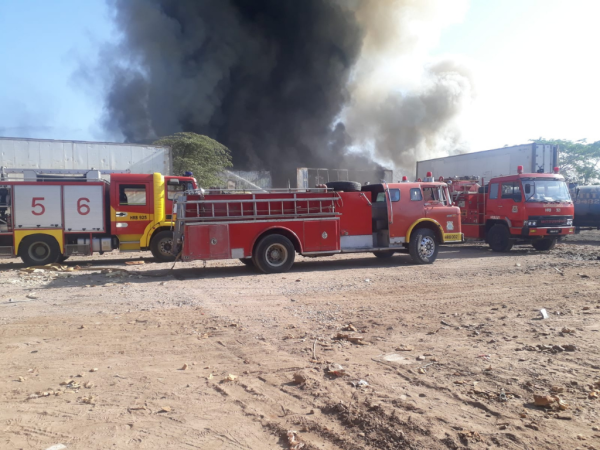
left=573, top=186, right=600, bottom=227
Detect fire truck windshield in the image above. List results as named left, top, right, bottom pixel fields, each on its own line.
left=522, top=179, right=571, bottom=203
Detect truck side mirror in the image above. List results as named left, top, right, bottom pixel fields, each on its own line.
left=525, top=184, right=531, bottom=194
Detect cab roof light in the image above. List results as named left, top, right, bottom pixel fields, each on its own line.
left=517, top=165, right=524, bottom=174
left=553, top=166, right=560, bottom=174
left=401, top=176, right=408, bottom=182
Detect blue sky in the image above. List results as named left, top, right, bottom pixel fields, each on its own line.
left=0, top=0, right=114, bottom=140
left=0, top=0, right=598, bottom=151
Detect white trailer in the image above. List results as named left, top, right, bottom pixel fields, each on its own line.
left=416, top=143, right=559, bottom=180
left=0, top=137, right=172, bottom=175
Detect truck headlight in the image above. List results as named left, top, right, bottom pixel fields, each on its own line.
left=527, top=220, right=537, bottom=227
left=566, top=219, right=573, bottom=226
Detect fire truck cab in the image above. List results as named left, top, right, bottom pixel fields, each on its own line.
left=450, top=166, right=574, bottom=251
left=0, top=169, right=197, bottom=265
left=172, top=178, right=463, bottom=273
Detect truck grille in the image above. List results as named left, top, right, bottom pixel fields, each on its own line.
left=529, top=215, right=572, bottom=226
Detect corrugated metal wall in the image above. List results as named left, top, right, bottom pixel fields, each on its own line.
left=0, top=137, right=172, bottom=174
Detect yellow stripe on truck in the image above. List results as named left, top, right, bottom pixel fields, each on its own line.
left=443, top=233, right=464, bottom=242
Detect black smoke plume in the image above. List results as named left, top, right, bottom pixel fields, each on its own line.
left=100, top=0, right=473, bottom=184
left=103, top=0, right=374, bottom=185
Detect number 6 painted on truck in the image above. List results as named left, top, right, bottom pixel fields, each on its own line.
left=77, top=198, right=91, bottom=215
left=31, top=197, right=45, bottom=215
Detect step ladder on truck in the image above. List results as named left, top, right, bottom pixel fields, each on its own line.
left=170, top=176, right=464, bottom=273
left=0, top=167, right=197, bottom=265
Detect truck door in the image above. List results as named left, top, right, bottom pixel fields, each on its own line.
left=489, top=181, right=522, bottom=225
left=421, top=185, right=459, bottom=235
left=111, top=182, right=153, bottom=249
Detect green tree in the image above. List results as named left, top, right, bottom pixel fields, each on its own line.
left=532, top=138, right=600, bottom=184
left=154, top=132, right=232, bottom=187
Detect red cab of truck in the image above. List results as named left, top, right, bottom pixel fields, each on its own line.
left=450, top=166, right=574, bottom=251
left=172, top=178, right=463, bottom=273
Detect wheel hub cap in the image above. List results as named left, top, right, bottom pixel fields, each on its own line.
left=266, top=244, right=287, bottom=267
left=418, top=236, right=435, bottom=259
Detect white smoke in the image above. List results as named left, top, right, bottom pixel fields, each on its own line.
left=343, top=0, right=475, bottom=176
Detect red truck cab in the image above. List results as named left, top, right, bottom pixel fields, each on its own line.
left=453, top=166, right=574, bottom=251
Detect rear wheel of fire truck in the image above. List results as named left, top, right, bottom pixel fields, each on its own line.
left=239, top=258, right=254, bottom=267
left=532, top=238, right=557, bottom=251
left=19, top=235, right=61, bottom=267
left=253, top=234, right=296, bottom=274
left=150, top=230, right=176, bottom=262
left=487, top=224, right=513, bottom=252
left=373, top=251, right=395, bottom=258
left=408, top=229, right=438, bottom=264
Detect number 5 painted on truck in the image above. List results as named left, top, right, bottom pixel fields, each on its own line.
left=31, top=197, right=45, bottom=215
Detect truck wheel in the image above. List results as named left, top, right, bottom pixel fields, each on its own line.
left=58, top=255, right=69, bottom=263
left=253, top=234, right=295, bottom=274
left=325, top=181, right=361, bottom=192
left=19, top=235, right=61, bottom=267
left=373, top=251, right=395, bottom=258
left=239, top=258, right=254, bottom=267
left=487, top=224, right=513, bottom=252
left=150, top=230, right=176, bottom=262
left=532, top=238, right=557, bottom=251
left=408, top=228, right=438, bottom=264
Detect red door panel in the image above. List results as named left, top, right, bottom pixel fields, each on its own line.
left=183, top=224, right=230, bottom=260
left=303, top=220, right=340, bottom=252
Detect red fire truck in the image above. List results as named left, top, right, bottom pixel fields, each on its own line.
left=445, top=166, right=574, bottom=251
left=171, top=179, right=464, bottom=273
left=0, top=169, right=197, bottom=265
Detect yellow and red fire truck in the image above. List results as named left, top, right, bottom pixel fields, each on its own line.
left=171, top=177, right=464, bottom=273
left=445, top=165, right=574, bottom=251
left=0, top=168, right=197, bottom=265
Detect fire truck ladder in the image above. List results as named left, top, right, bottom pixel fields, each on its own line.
left=175, top=188, right=340, bottom=224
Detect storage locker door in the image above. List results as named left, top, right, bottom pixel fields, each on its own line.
left=14, top=185, right=62, bottom=228
left=63, top=185, right=105, bottom=232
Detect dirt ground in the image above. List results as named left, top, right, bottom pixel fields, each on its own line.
left=1, top=232, right=600, bottom=450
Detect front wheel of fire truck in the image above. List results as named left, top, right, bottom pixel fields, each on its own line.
left=19, top=234, right=61, bottom=267
left=532, top=238, right=557, bottom=251
left=239, top=258, right=254, bottom=267
left=150, top=230, right=177, bottom=262
left=408, top=228, right=438, bottom=264
left=487, top=224, right=513, bottom=252
left=253, top=234, right=296, bottom=274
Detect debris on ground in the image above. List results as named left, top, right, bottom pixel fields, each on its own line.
left=286, top=430, right=305, bottom=450
left=293, top=371, right=307, bottom=385
left=327, top=364, right=346, bottom=377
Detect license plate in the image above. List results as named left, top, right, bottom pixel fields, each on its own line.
left=548, top=229, right=562, bottom=234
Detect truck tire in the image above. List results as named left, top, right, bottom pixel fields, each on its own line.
left=408, top=228, right=438, bottom=264
left=373, top=251, right=395, bottom=258
left=58, top=255, right=69, bottom=263
left=487, top=224, right=513, bottom=252
left=19, top=235, right=61, bottom=267
left=253, top=234, right=296, bottom=274
left=532, top=238, right=557, bottom=251
left=150, top=230, right=176, bottom=262
left=325, top=181, right=361, bottom=192
left=239, top=258, right=254, bottom=267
